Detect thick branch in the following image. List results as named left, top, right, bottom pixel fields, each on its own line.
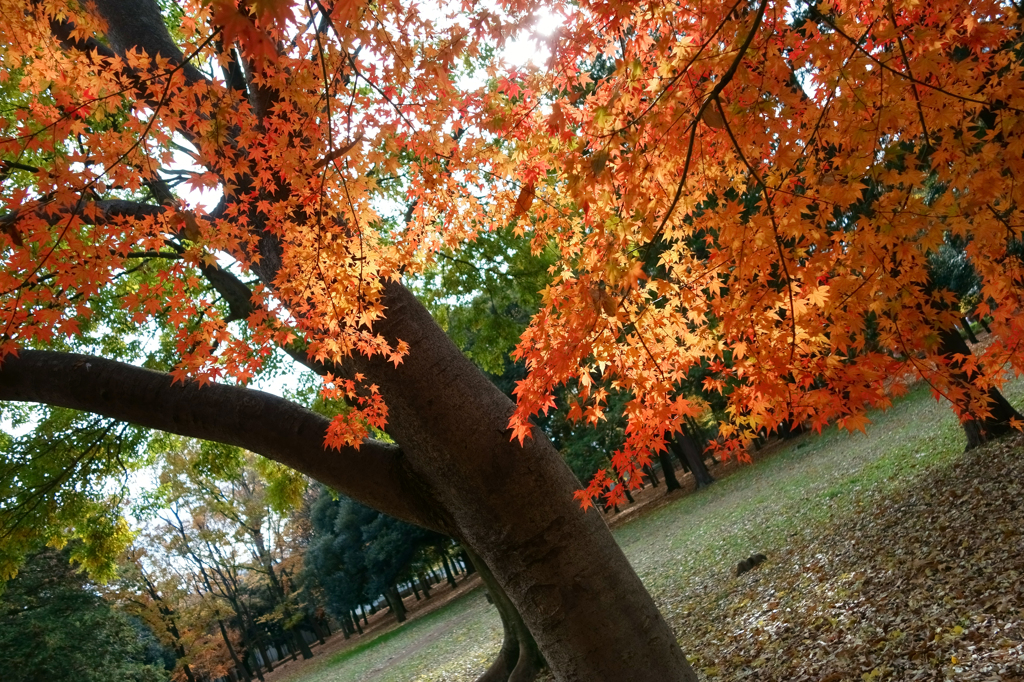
left=0, top=349, right=448, bottom=533
left=88, top=0, right=209, bottom=85
left=0, top=199, right=163, bottom=230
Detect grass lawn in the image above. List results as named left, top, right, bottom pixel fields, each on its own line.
left=284, top=378, right=1024, bottom=682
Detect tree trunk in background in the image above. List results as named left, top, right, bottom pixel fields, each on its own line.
left=960, top=318, right=979, bottom=344
left=658, top=451, right=681, bottom=491
left=644, top=464, right=660, bottom=487
left=291, top=628, right=313, bottom=660
left=440, top=552, right=458, bottom=587
left=217, top=619, right=251, bottom=682
left=384, top=584, right=407, bottom=623
left=458, top=548, right=476, bottom=576
left=937, top=325, right=1023, bottom=449
left=419, top=574, right=432, bottom=598
left=308, top=616, right=326, bottom=645
left=255, top=639, right=274, bottom=674
left=685, top=416, right=718, bottom=463
left=671, top=431, right=715, bottom=489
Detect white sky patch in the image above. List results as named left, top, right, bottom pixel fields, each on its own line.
left=503, top=7, right=562, bottom=67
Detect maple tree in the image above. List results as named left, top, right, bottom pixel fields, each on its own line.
left=505, top=0, right=1024, bottom=504
left=3, top=0, right=1024, bottom=680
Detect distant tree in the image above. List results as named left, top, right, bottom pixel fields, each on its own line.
left=0, top=545, right=170, bottom=682
left=303, top=487, right=443, bottom=627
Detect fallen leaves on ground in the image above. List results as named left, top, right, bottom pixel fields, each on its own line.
left=673, top=436, right=1024, bottom=681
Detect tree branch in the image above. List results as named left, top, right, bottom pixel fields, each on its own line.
left=0, top=199, right=164, bottom=230
left=87, top=0, right=209, bottom=86
left=0, top=349, right=449, bottom=533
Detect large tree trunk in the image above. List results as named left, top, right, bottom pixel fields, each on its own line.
left=340, top=281, right=697, bottom=681
left=0, top=322, right=698, bottom=680
left=937, top=325, right=1023, bottom=449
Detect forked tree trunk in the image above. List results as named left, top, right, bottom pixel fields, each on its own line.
left=340, top=281, right=698, bottom=681
left=465, top=548, right=545, bottom=682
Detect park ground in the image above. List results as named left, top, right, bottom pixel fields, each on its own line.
left=272, top=380, right=1024, bottom=682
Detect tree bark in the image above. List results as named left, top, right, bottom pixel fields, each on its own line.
left=644, top=464, right=660, bottom=487
left=458, top=548, right=477, bottom=576
left=383, top=584, right=407, bottom=623
left=0, top=350, right=443, bottom=532
left=671, top=431, right=715, bottom=489
left=440, top=551, right=458, bottom=588
left=658, top=451, right=681, bottom=492
left=960, top=317, right=980, bottom=344
left=351, top=609, right=362, bottom=635
left=337, top=281, right=697, bottom=680
left=217, top=619, right=252, bottom=682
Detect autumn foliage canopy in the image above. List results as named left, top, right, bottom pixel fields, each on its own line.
left=2, top=0, right=1024, bottom=511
